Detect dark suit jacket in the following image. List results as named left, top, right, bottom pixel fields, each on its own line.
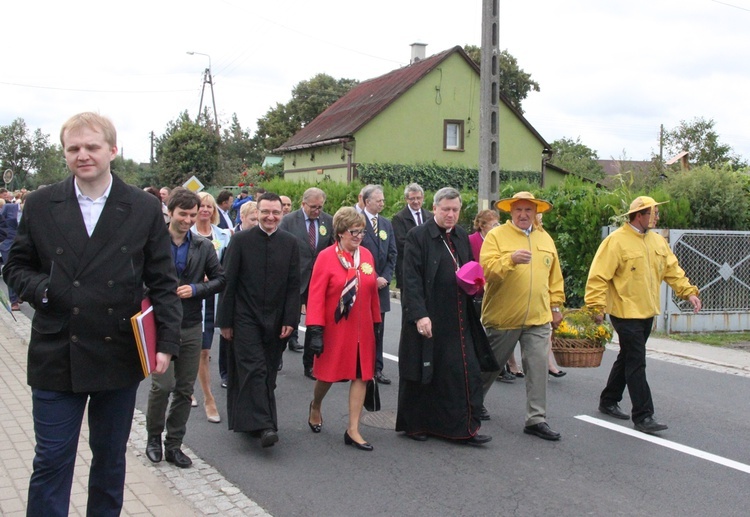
left=392, top=205, right=433, bottom=289
left=278, top=208, right=334, bottom=300
left=361, top=213, right=397, bottom=312
left=3, top=175, right=182, bottom=392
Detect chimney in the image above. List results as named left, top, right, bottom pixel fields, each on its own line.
left=410, top=42, right=427, bottom=64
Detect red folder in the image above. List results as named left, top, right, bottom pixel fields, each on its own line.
left=131, top=298, right=157, bottom=377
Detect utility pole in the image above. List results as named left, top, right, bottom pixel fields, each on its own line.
left=187, top=51, right=219, bottom=133
left=478, top=0, right=500, bottom=212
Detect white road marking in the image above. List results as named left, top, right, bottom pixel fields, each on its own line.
left=577, top=415, right=750, bottom=475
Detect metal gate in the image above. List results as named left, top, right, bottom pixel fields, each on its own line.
left=661, top=230, right=750, bottom=333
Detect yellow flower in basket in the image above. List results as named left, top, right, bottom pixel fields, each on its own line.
left=553, top=307, right=613, bottom=347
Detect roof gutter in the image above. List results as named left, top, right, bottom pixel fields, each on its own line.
left=274, top=137, right=353, bottom=153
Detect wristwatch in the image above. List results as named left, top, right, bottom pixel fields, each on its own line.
left=551, top=307, right=561, bottom=313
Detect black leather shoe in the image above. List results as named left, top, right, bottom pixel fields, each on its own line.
left=344, top=431, right=373, bottom=451
left=549, top=369, right=567, bottom=378
left=375, top=371, right=392, bottom=385
left=408, top=433, right=428, bottom=441
left=164, top=448, right=192, bottom=468
left=635, top=416, right=668, bottom=434
left=478, top=406, right=491, bottom=421
left=288, top=338, right=304, bottom=352
left=304, top=367, right=316, bottom=380
left=221, top=378, right=228, bottom=388
left=145, top=435, right=162, bottom=463
left=599, top=403, right=629, bottom=420
left=260, top=429, right=279, bottom=447
left=464, top=434, right=492, bottom=446
left=523, top=422, right=561, bottom=441
left=497, top=370, right=516, bottom=383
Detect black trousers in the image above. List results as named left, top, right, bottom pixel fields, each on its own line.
left=600, top=316, right=655, bottom=423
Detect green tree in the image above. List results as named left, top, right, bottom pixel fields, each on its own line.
left=154, top=111, right=221, bottom=188
left=661, top=117, right=746, bottom=170
left=663, top=165, right=750, bottom=230
left=111, top=156, right=152, bottom=188
left=216, top=113, right=262, bottom=186
left=463, top=45, right=540, bottom=114
left=0, top=118, right=67, bottom=189
left=255, top=73, right=359, bottom=154
left=549, top=137, right=604, bottom=180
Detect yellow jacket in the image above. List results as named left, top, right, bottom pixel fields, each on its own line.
left=585, top=224, right=698, bottom=319
left=480, top=221, right=565, bottom=329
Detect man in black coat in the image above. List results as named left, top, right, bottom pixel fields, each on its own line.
left=217, top=193, right=301, bottom=448
left=392, top=182, right=433, bottom=289
left=3, top=112, right=182, bottom=516
left=278, top=187, right=334, bottom=378
left=360, top=184, right=397, bottom=384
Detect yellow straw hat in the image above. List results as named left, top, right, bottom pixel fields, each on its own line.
left=495, top=191, right=552, bottom=214
left=623, top=196, right=669, bottom=216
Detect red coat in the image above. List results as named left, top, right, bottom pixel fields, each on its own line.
left=306, top=245, right=381, bottom=382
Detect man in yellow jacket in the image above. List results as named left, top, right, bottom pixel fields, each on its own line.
left=480, top=192, right=565, bottom=441
left=585, top=196, right=701, bottom=434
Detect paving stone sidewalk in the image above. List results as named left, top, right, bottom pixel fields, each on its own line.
left=0, top=306, right=271, bottom=517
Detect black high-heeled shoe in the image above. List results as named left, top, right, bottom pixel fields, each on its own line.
left=308, top=401, right=322, bottom=433
left=344, top=431, right=373, bottom=451
left=549, top=369, right=567, bottom=378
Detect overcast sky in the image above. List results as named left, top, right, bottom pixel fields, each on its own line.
left=2, top=0, right=749, bottom=167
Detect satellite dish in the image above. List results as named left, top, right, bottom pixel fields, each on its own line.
left=3, top=169, right=12, bottom=185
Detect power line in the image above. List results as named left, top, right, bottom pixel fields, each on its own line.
left=711, top=0, right=750, bottom=12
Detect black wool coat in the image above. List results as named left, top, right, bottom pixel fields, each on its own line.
left=3, top=175, right=182, bottom=392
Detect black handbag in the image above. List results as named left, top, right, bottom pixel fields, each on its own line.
left=364, top=379, right=381, bottom=412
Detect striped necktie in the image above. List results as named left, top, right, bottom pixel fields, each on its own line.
left=371, top=216, right=378, bottom=233
left=308, top=219, right=316, bottom=249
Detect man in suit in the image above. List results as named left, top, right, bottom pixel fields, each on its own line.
left=392, top=183, right=433, bottom=289
left=3, top=112, right=182, bottom=516
left=361, top=184, right=397, bottom=384
left=279, top=187, right=334, bottom=379
left=216, top=189, right=235, bottom=231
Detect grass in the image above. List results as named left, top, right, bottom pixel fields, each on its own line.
left=654, top=331, right=750, bottom=348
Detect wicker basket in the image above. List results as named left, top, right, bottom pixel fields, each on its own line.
left=551, top=337, right=604, bottom=368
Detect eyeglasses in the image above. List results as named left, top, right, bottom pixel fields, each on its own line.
left=282, top=203, right=292, bottom=207
left=259, top=210, right=282, bottom=217
left=305, top=204, right=324, bottom=210
left=346, top=229, right=365, bottom=237
left=407, top=196, right=423, bottom=202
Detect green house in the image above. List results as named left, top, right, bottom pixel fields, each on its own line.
left=275, top=45, right=569, bottom=187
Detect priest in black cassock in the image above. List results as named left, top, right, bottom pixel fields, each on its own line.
left=217, top=192, right=300, bottom=448
left=396, top=187, right=499, bottom=445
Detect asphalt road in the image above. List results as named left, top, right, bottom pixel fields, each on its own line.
left=132, top=299, right=750, bottom=517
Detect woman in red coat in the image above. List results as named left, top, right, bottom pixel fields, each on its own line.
left=306, top=207, right=381, bottom=451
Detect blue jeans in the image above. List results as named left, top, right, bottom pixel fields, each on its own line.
left=27, top=383, right=139, bottom=517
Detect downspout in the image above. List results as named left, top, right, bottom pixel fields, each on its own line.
left=343, top=142, right=353, bottom=183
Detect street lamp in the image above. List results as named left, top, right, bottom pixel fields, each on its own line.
left=186, top=51, right=218, bottom=131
